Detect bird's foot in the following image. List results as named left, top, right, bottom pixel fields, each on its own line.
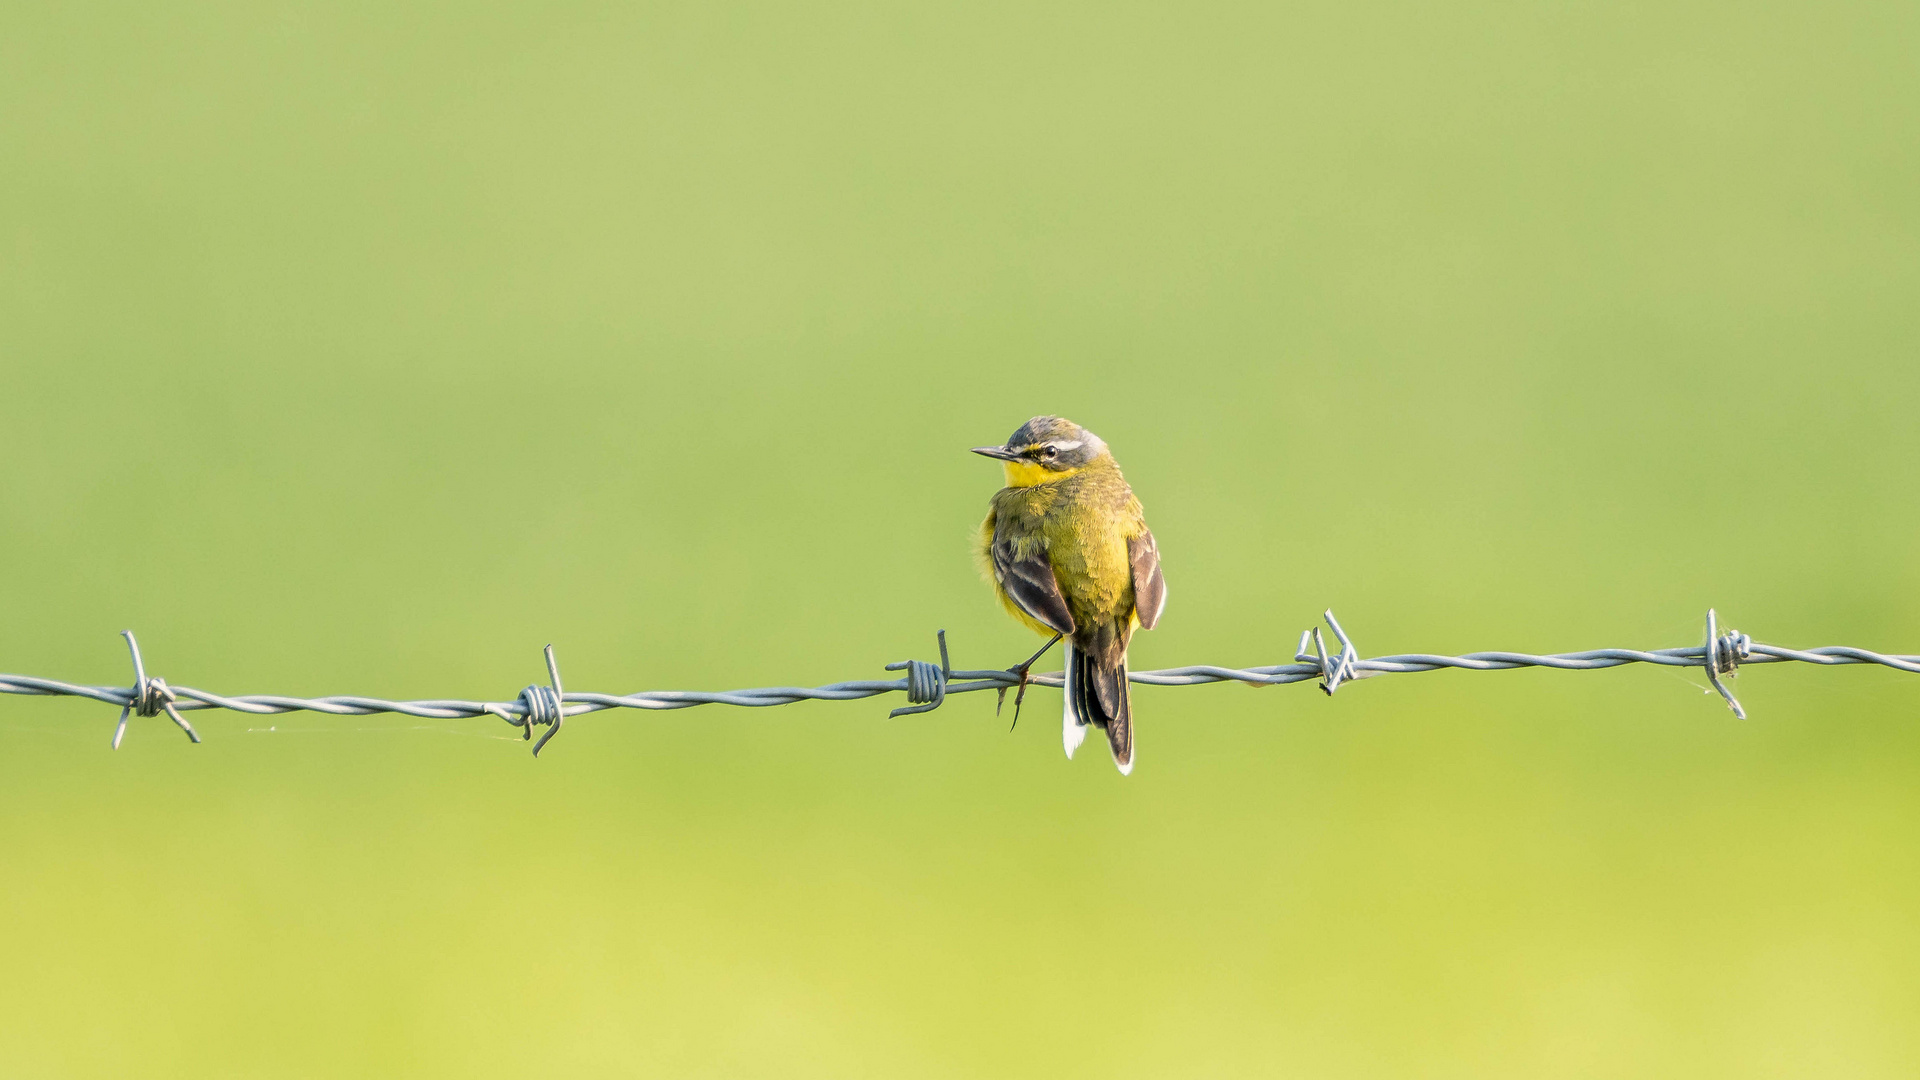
left=997, top=666, right=1037, bottom=730
left=997, top=632, right=1063, bottom=732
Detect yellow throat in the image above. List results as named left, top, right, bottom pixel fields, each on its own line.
left=1002, top=459, right=1084, bottom=488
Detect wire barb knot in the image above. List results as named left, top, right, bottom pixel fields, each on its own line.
left=1297, top=610, right=1363, bottom=695
left=130, top=673, right=175, bottom=718
left=519, top=683, right=563, bottom=725
left=1713, top=629, right=1752, bottom=675
left=513, top=644, right=568, bottom=757
left=885, top=630, right=951, bottom=718
left=903, top=661, right=943, bottom=704
left=111, top=630, right=201, bottom=749
left=1703, top=609, right=1750, bottom=719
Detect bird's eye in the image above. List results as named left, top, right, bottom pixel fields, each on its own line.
left=1042, top=446, right=1058, bottom=459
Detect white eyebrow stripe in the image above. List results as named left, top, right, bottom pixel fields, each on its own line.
left=1051, top=440, right=1083, bottom=451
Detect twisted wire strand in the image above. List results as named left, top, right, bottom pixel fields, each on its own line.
left=5, top=633, right=1919, bottom=733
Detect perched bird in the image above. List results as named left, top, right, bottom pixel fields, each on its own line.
left=973, top=417, right=1166, bottom=775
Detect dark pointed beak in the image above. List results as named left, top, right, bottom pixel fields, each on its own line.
left=971, top=445, right=1021, bottom=461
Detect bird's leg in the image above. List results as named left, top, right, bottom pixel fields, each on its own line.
left=999, top=632, right=1063, bottom=730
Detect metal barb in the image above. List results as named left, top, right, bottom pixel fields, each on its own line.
left=1295, top=610, right=1361, bottom=695
left=518, top=644, right=567, bottom=757
left=1703, top=609, right=1750, bottom=720
left=111, top=630, right=201, bottom=748
left=885, top=630, right=951, bottom=718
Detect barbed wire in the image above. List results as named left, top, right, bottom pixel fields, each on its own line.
left=3, top=609, right=1917, bottom=754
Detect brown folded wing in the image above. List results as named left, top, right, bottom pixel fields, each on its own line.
left=1128, top=529, right=1166, bottom=630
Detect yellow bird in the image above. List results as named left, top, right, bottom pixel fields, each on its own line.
left=973, top=417, right=1166, bottom=775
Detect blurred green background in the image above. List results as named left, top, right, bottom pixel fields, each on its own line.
left=3, top=0, right=1918, bottom=1075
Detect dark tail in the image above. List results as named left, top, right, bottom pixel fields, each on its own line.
left=1070, top=646, right=1134, bottom=776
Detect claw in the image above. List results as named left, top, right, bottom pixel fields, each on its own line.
left=1012, top=668, right=1035, bottom=730
left=1001, top=666, right=1036, bottom=730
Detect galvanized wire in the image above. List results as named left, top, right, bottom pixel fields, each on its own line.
left=3, top=610, right=1918, bottom=753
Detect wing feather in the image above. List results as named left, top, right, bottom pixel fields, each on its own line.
left=991, top=533, right=1076, bottom=636
left=1129, top=529, right=1166, bottom=631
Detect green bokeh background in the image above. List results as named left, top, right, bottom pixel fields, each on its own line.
left=4, top=1, right=1918, bottom=1075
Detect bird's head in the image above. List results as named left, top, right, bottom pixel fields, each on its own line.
left=971, top=416, right=1109, bottom=487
